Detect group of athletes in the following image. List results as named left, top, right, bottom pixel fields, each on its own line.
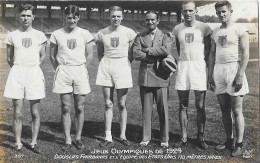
left=4, top=0, right=249, bottom=157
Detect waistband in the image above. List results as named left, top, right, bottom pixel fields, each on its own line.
left=103, top=55, right=127, bottom=59
left=13, top=64, right=40, bottom=68
left=58, top=63, right=85, bottom=66
left=215, top=61, right=239, bottom=65
left=178, top=60, right=205, bottom=62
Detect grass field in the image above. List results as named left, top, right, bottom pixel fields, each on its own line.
left=0, top=42, right=259, bottom=163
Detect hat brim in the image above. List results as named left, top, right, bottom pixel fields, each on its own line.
left=163, top=58, right=177, bottom=73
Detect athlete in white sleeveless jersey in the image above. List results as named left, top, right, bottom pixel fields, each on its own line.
left=96, top=6, right=136, bottom=147
left=4, top=4, right=47, bottom=153
left=50, top=5, right=94, bottom=151
left=208, top=1, right=249, bottom=157
left=172, top=1, right=212, bottom=149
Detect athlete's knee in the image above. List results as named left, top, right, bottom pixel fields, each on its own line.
left=13, top=111, right=23, bottom=120
left=232, top=108, right=243, bottom=117
left=62, top=104, right=71, bottom=114
left=75, top=104, right=84, bottom=114
left=195, top=102, right=205, bottom=111
left=31, top=110, right=40, bottom=120
left=105, top=99, right=113, bottom=110
left=118, top=101, right=126, bottom=110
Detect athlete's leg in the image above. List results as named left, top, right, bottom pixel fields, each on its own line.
left=217, top=93, right=233, bottom=140
left=12, top=99, right=24, bottom=148
left=102, top=86, right=114, bottom=141
left=73, top=94, right=86, bottom=141
left=194, top=90, right=208, bottom=148
left=116, top=88, right=128, bottom=140
left=60, top=93, right=72, bottom=144
left=194, top=91, right=206, bottom=135
left=177, top=90, right=190, bottom=142
left=30, top=99, right=41, bottom=146
left=231, top=95, right=244, bottom=143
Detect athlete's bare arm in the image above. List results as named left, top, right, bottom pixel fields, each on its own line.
left=50, top=42, right=59, bottom=69
left=233, top=31, right=249, bottom=92
left=204, top=35, right=211, bottom=64
left=128, top=39, right=135, bottom=63
left=6, top=44, right=14, bottom=67
left=97, top=41, right=104, bottom=61
left=39, top=42, right=47, bottom=66
left=85, top=41, right=94, bottom=67
left=175, top=37, right=180, bottom=56
left=207, top=38, right=216, bottom=91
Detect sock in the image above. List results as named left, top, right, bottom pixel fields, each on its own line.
left=181, top=137, right=187, bottom=142
left=236, top=142, right=243, bottom=148
left=161, top=142, right=169, bottom=146
left=105, top=131, right=112, bottom=141
left=66, top=138, right=72, bottom=145
left=30, top=142, right=37, bottom=148
left=15, top=143, right=23, bottom=148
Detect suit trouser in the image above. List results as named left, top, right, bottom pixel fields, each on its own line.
left=140, top=86, right=169, bottom=142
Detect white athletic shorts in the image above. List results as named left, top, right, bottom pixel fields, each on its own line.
left=53, top=64, right=91, bottom=94
left=96, top=56, right=133, bottom=89
left=4, top=65, right=45, bottom=100
left=213, top=62, right=249, bottom=96
left=175, top=61, right=207, bottom=91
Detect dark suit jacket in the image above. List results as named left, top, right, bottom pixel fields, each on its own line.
left=133, top=29, right=172, bottom=87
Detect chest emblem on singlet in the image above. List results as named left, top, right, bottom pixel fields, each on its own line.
left=218, top=35, right=227, bottom=46
left=22, top=38, right=32, bottom=48
left=67, top=39, right=77, bottom=50
left=111, top=37, right=119, bottom=48
left=185, top=33, right=194, bottom=43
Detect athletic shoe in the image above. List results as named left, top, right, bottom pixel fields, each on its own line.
left=73, top=139, right=85, bottom=150
left=99, top=140, right=113, bottom=147
left=120, top=139, right=130, bottom=146
left=197, top=135, right=208, bottom=149
left=30, top=144, right=42, bottom=154
left=160, top=142, right=169, bottom=148
left=139, top=141, right=150, bottom=146
left=231, top=147, right=243, bottom=157
left=15, top=144, right=23, bottom=151
left=216, top=138, right=235, bottom=150
left=61, top=143, right=72, bottom=151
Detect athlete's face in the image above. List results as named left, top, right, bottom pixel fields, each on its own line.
left=216, top=6, right=232, bottom=23
left=110, top=10, right=123, bottom=28
left=145, top=13, right=159, bottom=31
left=182, top=2, right=197, bottom=22
left=18, top=10, right=34, bottom=28
left=65, top=13, right=79, bottom=30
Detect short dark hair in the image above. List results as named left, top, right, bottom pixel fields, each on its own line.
left=182, top=1, right=197, bottom=10
left=18, top=4, right=35, bottom=15
left=215, top=1, right=232, bottom=10
left=65, top=5, right=80, bottom=17
left=109, top=6, right=124, bottom=16
left=145, top=10, right=159, bottom=20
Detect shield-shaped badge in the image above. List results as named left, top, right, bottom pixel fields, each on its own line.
left=218, top=35, right=227, bottom=46
left=67, top=39, right=77, bottom=50
left=110, top=37, right=119, bottom=48
left=185, top=33, right=194, bottom=43
left=22, top=38, right=32, bottom=48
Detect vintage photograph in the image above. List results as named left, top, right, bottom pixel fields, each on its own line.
left=0, top=0, right=258, bottom=162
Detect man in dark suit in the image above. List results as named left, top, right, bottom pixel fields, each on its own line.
left=133, top=10, right=173, bottom=148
